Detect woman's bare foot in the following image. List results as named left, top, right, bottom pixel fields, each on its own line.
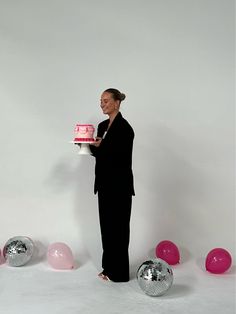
left=98, top=272, right=110, bottom=281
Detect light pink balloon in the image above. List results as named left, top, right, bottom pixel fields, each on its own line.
left=47, top=242, right=74, bottom=270
left=205, top=248, right=232, bottom=274
left=155, top=240, right=180, bottom=265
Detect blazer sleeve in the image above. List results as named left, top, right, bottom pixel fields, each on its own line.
left=89, top=121, right=107, bottom=157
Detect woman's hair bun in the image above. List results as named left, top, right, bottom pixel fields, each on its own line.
left=120, top=93, right=126, bottom=101
left=104, top=88, right=126, bottom=102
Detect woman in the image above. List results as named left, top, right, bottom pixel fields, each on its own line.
left=90, top=88, right=135, bottom=282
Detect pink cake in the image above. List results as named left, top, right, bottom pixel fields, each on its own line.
left=74, top=124, right=95, bottom=142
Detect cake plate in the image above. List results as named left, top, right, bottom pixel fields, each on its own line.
left=70, top=141, right=95, bottom=155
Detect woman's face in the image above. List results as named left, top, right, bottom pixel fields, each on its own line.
left=100, top=92, right=119, bottom=115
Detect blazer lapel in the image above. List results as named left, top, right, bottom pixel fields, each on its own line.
left=103, top=112, right=122, bottom=140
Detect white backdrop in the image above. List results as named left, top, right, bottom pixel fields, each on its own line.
left=0, top=0, right=235, bottom=269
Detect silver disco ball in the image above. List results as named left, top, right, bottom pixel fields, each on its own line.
left=3, top=236, right=35, bottom=267
left=137, top=258, right=173, bottom=296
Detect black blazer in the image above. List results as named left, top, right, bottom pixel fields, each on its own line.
left=90, top=112, right=135, bottom=195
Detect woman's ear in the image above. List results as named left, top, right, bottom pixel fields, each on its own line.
left=115, top=100, right=120, bottom=110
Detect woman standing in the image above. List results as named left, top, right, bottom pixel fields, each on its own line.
left=90, top=88, right=135, bottom=282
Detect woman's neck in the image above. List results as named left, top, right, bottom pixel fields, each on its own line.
left=108, top=111, right=119, bottom=126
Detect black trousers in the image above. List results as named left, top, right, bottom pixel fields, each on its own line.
left=98, top=191, right=132, bottom=282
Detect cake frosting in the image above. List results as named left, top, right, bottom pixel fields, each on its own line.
left=74, top=124, right=95, bottom=142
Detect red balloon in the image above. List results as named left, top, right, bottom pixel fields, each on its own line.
left=205, top=248, right=232, bottom=274
left=155, top=240, right=180, bottom=265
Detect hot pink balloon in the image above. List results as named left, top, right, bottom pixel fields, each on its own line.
left=205, top=248, right=232, bottom=274
left=155, top=240, right=180, bottom=265
left=47, top=242, right=74, bottom=270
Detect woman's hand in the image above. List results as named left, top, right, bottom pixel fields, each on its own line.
left=90, top=137, right=102, bottom=147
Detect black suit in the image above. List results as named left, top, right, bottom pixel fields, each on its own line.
left=90, top=112, right=135, bottom=282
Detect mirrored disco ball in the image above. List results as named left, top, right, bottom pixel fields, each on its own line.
left=137, top=258, right=173, bottom=296
left=3, top=236, right=35, bottom=267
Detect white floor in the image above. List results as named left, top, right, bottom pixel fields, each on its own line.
left=0, top=254, right=235, bottom=314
